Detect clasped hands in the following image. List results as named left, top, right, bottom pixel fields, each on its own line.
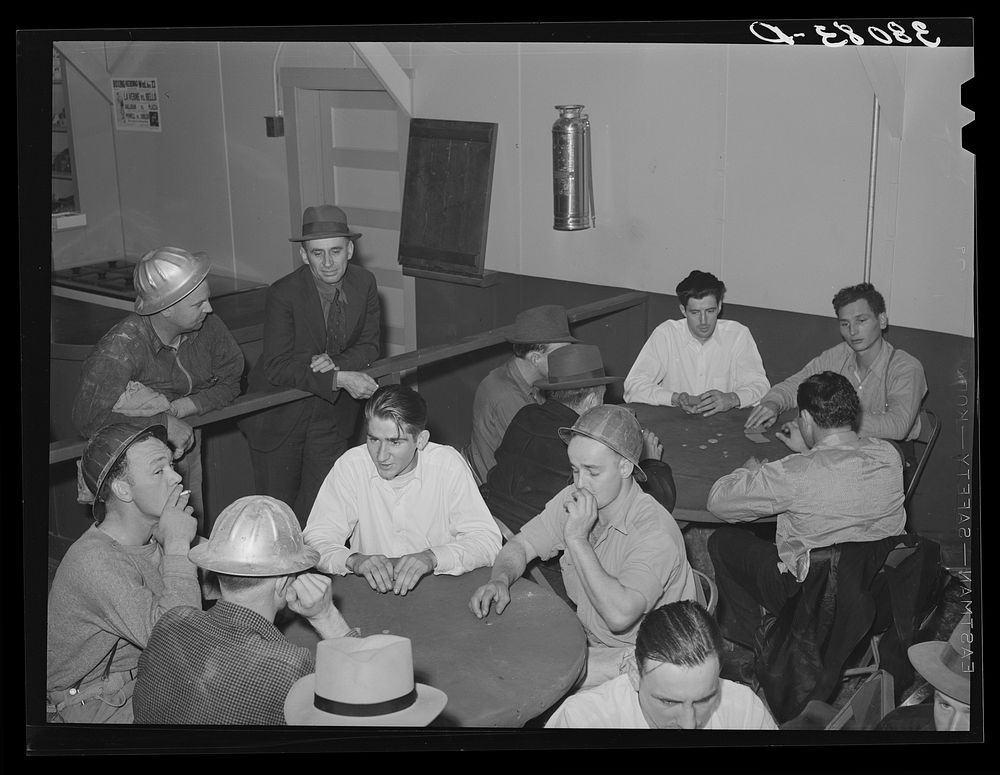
left=675, top=390, right=739, bottom=417
left=347, top=550, right=437, bottom=595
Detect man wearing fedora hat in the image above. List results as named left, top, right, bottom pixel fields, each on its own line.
left=47, top=423, right=201, bottom=723
left=239, top=204, right=381, bottom=526
left=465, top=304, right=578, bottom=485
left=133, top=495, right=359, bottom=725
left=471, top=403, right=697, bottom=688
left=485, top=344, right=677, bottom=600
left=73, top=247, right=246, bottom=527
left=875, top=619, right=973, bottom=732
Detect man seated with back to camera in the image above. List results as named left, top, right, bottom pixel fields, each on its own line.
left=484, top=343, right=677, bottom=601
left=471, top=403, right=697, bottom=689
left=545, top=600, right=777, bottom=729
left=304, top=384, right=502, bottom=596
left=707, top=371, right=906, bottom=653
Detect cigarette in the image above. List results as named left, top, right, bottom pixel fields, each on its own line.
left=180, top=490, right=191, bottom=497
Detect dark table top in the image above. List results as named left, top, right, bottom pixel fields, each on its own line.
left=629, top=402, right=793, bottom=524
left=280, top=566, right=588, bottom=728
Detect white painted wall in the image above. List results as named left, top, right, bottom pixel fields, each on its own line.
left=52, top=40, right=974, bottom=336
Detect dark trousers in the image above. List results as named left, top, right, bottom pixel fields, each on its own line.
left=708, top=526, right=801, bottom=648
left=249, top=401, right=355, bottom=527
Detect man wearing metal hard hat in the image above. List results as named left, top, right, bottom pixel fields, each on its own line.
left=471, top=403, right=697, bottom=689
left=47, top=423, right=200, bottom=723
left=133, top=495, right=359, bottom=725
left=239, top=204, right=380, bottom=526
left=72, top=247, right=245, bottom=528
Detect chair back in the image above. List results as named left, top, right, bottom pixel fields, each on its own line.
left=905, top=409, right=940, bottom=504
left=692, top=568, right=718, bottom=615
left=825, top=669, right=895, bottom=730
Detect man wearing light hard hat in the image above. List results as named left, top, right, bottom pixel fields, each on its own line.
left=73, top=247, right=245, bottom=528
left=133, top=495, right=358, bottom=725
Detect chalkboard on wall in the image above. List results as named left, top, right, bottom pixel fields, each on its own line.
left=398, top=119, right=498, bottom=284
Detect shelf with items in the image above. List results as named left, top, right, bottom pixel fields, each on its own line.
left=51, top=48, right=82, bottom=225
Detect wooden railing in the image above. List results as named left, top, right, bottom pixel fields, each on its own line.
left=49, top=290, right=649, bottom=465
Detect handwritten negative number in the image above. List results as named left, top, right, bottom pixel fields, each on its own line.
left=755, top=20, right=941, bottom=47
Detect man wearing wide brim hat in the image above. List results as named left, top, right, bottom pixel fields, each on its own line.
left=47, top=423, right=200, bottom=723
left=876, top=619, right=974, bottom=732
left=285, top=634, right=447, bottom=726
left=471, top=402, right=697, bottom=689
left=133, top=495, right=360, bottom=725
left=239, top=204, right=381, bottom=527
left=484, top=345, right=679, bottom=600
left=465, top=304, right=580, bottom=485
left=72, top=246, right=246, bottom=529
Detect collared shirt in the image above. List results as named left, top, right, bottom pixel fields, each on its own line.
left=72, top=312, right=245, bottom=438
left=133, top=602, right=314, bottom=725
left=518, top=479, right=697, bottom=648
left=760, top=340, right=927, bottom=441
left=47, top=526, right=201, bottom=696
left=468, top=356, right=544, bottom=483
left=545, top=674, right=778, bottom=729
left=304, top=442, right=502, bottom=576
left=707, top=432, right=906, bottom=582
left=623, top=319, right=770, bottom=408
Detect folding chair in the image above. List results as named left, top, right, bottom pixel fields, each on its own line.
left=781, top=669, right=895, bottom=730
left=491, top=515, right=554, bottom=593
left=904, top=409, right=940, bottom=506
left=693, top=568, right=718, bottom=615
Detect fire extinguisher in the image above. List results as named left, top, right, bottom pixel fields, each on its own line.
left=552, top=105, right=595, bottom=231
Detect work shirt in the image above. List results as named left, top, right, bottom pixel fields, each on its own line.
left=707, top=432, right=906, bottom=582
left=72, top=313, right=245, bottom=438
left=624, top=319, right=770, bottom=408
left=518, top=479, right=697, bottom=649
left=469, top=357, right=543, bottom=483
left=47, top=526, right=200, bottom=699
left=759, top=340, right=926, bottom=441
left=133, top=602, right=315, bottom=725
left=304, top=442, right=502, bottom=576
left=545, top=673, right=778, bottom=729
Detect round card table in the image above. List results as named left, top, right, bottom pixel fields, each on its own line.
left=629, top=402, right=793, bottom=524
left=280, top=566, right=587, bottom=727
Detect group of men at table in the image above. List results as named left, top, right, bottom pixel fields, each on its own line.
left=48, top=201, right=968, bottom=732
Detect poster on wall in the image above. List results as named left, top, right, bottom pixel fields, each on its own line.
left=111, top=77, right=161, bottom=132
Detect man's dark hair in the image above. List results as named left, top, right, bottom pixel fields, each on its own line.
left=635, top=600, right=723, bottom=675
left=832, top=282, right=886, bottom=316
left=797, top=371, right=861, bottom=431
left=512, top=342, right=549, bottom=359
left=676, top=270, right=726, bottom=308
left=544, top=385, right=604, bottom=409
left=217, top=574, right=272, bottom=595
left=365, top=384, right=428, bottom=437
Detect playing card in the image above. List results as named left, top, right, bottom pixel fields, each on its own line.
left=745, top=432, right=769, bottom=444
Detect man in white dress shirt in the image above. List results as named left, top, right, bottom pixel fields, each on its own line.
left=545, top=600, right=776, bottom=730
left=624, top=270, right=769, bottom=416
left=304, top=384, right=501, bottom=595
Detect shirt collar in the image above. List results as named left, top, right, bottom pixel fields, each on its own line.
left=679, top=319, right=718, bottom=348
left=506, top=356, right=540, bottom=401
left=138, top=312, right=195, bottom=352
left=811, top=430, right=861, bottom=450
left=366, top=447, right=426, bottom=484
left=596, top=477, right=641, bottom=536
left=209, top=601, right=286, bottom=641
left=849, top=337, right=892, bottom=372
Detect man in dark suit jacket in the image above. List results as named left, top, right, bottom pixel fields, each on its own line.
left=239, top=205, right=380, bottom=525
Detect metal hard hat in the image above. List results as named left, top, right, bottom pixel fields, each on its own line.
left=558, top=404, right=647, bottom=482
left=188, top=495, right=319, bottom=576
left=133, top=246, right=211, bottom=315
left=79, top=423, right=169, bottom=520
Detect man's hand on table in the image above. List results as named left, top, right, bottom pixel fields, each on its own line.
left=337, top=371, right=378, bottom=400
left=393, top=550, right=437, bottom=596
left=674, top=392, right=700, bottom=414
left=641, top=429, right=663, bottom=461
left=693, top=390, right=740, bottom=417
left=469, top=580, right=511, bottom=618
left=776, top=420, right=809, bottom=453
left=562, top=487, right=599, bottom=542
left=347, top=552, right=395, bottom=593
left=745, top=400, right=780, bottom=430
left=165, top=415, right=195, bottom=459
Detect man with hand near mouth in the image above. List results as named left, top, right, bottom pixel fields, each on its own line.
left=624, top=270, right=770, bottom=417
left=304, top=385, right=501, bottom=596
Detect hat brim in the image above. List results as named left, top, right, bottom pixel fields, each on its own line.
left=908, top=641, right=970, bottom=704
left=506, top=334, right=580, bottom=345
left=187, top=545, right=319, bottom=577
left=557, top=427, right=647, bottom=482
left=284, top=674, right=448, bottom=727
left=535, top=375, right=622, bottom=391
left=289, top=231, right=361, bottom=243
